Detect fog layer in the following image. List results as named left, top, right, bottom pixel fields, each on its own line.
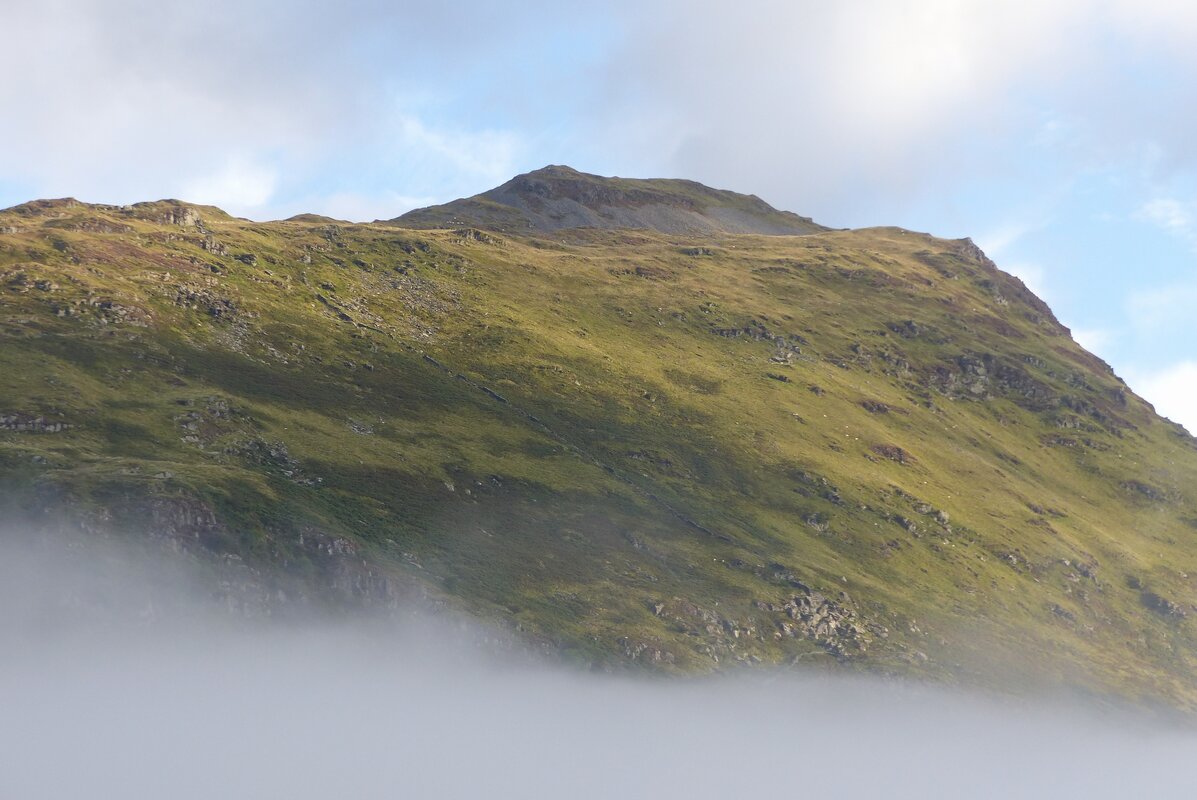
left=1, top=531, right=1194, bottom=799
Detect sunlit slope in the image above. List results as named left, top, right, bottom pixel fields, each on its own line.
left=2, top=195, right=1195, bottom=707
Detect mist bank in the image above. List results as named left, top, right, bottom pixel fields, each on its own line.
left=1, top=529, right=1195, bottom=800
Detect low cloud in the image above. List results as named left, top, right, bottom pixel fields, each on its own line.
left=1, top=528, right=1196, bottom=799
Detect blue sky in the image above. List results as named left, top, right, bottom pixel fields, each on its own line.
left=3, top=0, right=1197, bottom=430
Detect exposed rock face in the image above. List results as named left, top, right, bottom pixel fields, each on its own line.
left=639, top=592, right=869, bottom=667
left=143, top=496, right=228, bottom=547
left=0, top=414, right=72, bottom=433
left=200, top=235, right=229, bottom=256
left=55, top=495, right=407, bottom=616
left=162, top=205, right=202, bottom=229
left=124, top=201, right=211, bottom=230
left=173, top=283, right=239, bottom=319
left=390, top=165, right=825, bottom=235
left=933, top=353, right=1055, bottom=409
left=951, top=237, right=997, bottom=269
left=754, top=583, right=871, bottom=657
left=617, top=636, right=677, bottom=666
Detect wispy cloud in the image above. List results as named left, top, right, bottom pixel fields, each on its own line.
left=1138, top=197, right=1197, bottom=250
left=393, top=117, right=519, bottom=186
left=1139, top=198, right=1191, bottom=231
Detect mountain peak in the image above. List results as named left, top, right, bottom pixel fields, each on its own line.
left=525, top=164, right=583, bottom=177
left=388, top=166, right=825, bottom=236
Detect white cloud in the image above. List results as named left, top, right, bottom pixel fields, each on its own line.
left=181, top=159, right=278, bottom=213
left=1139, top=198, right=1192, bottom=232
left=1137, top=197, right=1197, bottom=253
left=1132, top=361, right=1197, bottom=433
left=589, top=0, right=1093, bottom=221
left=573, top=0, right=1197, bottom=228
left=6, top=0, right=1197, bottom=226
left=1071, top=327, right=1111, bottom=354
left=0, top=0, right=544, bottom=219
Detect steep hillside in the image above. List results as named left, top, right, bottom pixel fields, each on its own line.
left=392, top=165, right=824, bottom=235
left=2, top=181, right=1196, bottom=708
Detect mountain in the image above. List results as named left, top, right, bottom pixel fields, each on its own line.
left=391, top=165, right=825, bottom=235
left=2, top=172, right=1196, bottom=709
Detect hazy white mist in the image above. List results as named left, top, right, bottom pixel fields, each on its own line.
left=1, top=530, right=1194, bottom=799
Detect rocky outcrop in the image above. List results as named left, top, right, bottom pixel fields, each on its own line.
left=45, top=296, right=153, bottom=325
left=1121, top=480, right=1172, bottom=503
left=886, top=319, right=922, bottom=338
left=932, top=352, right=1056, bottom=410
left=173, top=283, right=239, bottom=319
left=79, top=494, right=407, bottom=615
left=296, top=527, right=401, bottom=607
left=237, top=439, right=320, bottom=485
left=200, top=235, right=229, bottom=256
left=1142, top=591, right=1188, bottom=619
left=709, top=317, right=806, bottom=364
left=871, top=444, right=914, bottom=464
left=1, top=414, right=72, bottom=433
left=142, top=496, right=228, bottom=548
left=126, top=201, right=208, bottom=230
left=453, top=228, right=503, bottom=245
left=617, top=636, right=677, bottom=666
left=754, top=583, right=871, bottom=657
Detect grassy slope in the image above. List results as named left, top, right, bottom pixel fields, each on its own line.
left=1, top=199, right=1196, bottom=707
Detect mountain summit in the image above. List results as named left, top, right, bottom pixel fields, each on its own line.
left=3, top=171, right=1197, bottom=709
left=390, top=165, right=825, bottom=235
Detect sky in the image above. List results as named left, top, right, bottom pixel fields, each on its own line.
left=2, top=0, right=1197, bottom=429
